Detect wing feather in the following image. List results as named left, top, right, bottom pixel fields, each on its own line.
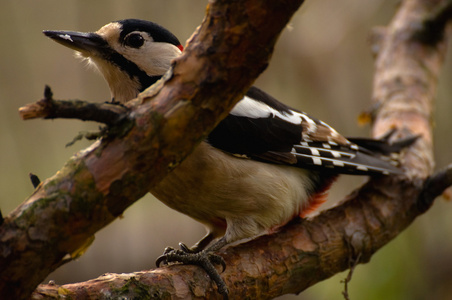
left=207, top=86, right=404, bottom=176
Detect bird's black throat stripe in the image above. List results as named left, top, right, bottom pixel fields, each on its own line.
left=101, top=48, right=162, bottom=92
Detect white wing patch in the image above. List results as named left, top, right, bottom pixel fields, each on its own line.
left=310, top=148, right=320, bottom=156
left=333, top=161, right=344, bottom=167
left=291, top=141, right=399, bottom=175
left=293, top=144, right=355, bottom=159
left=227, top=92, right=401, bottom=176
left=312, top=157, right=322, bottom=165
left=231, top=96, right=303, bottom=125
left=292, top=151, right=393, bottom=174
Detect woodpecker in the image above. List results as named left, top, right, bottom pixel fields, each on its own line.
left=44, top=19, right=413, bottom=297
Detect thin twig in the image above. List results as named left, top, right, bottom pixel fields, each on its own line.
left=29, top=173, right=41, bottom=189
left=341, top=253, right=361, bottom=300
left=19, top=86, right=130, bottom=127
left=418, top=164, right=452, bottom=212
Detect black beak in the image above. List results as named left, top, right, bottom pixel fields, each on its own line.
left=43, top=30, right=107, bottom=55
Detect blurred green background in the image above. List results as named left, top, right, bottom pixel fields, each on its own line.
left=1, top=0, right=451, bottom=299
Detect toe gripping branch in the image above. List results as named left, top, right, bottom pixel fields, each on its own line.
left=156, top=242, right=229, bottom=299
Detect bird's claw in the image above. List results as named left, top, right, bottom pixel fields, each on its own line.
left=179, top=242, right=197, bottom=253
left=155, top=244, right=229, bottom=299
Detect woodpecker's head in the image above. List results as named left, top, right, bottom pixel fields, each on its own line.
left=44, top=19, right=183, bottom=103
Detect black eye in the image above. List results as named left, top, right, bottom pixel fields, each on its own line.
left=124, top=33, right=145, bottom=48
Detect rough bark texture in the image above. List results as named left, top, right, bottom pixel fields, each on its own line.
left=1, top=0, right=451, bottom=299
left=0, top=0, right=304, bottom=299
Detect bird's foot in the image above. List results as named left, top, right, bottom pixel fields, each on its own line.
left=156, top=243, right=229, bottom=299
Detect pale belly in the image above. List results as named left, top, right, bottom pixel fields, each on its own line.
left=150, top=142, right=318, bottom=242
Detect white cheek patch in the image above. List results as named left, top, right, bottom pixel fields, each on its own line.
left=120, top=42, right=181, bottom=77
left=231, top=96, right=302, bottom=125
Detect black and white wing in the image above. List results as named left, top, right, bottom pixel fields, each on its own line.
left=207, top=86, right=404, bottom=176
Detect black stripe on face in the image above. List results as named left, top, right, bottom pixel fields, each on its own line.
left=101, top=48, right=161, bottom=92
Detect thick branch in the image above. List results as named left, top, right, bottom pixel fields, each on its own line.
left=29, top=0, right=451, bottom=299
left=30, top=177, right=426, bottom=300
left=0, top=0, right=305, bottom=299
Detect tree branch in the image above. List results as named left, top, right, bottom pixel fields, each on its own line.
left=0, top=0, right=305, bottom=299
left=418, top=164, right=452, bottom=212
left=19, top=86, right=129, bottom=126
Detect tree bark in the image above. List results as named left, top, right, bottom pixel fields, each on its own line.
left=2, top=0, right=451, bottom=299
